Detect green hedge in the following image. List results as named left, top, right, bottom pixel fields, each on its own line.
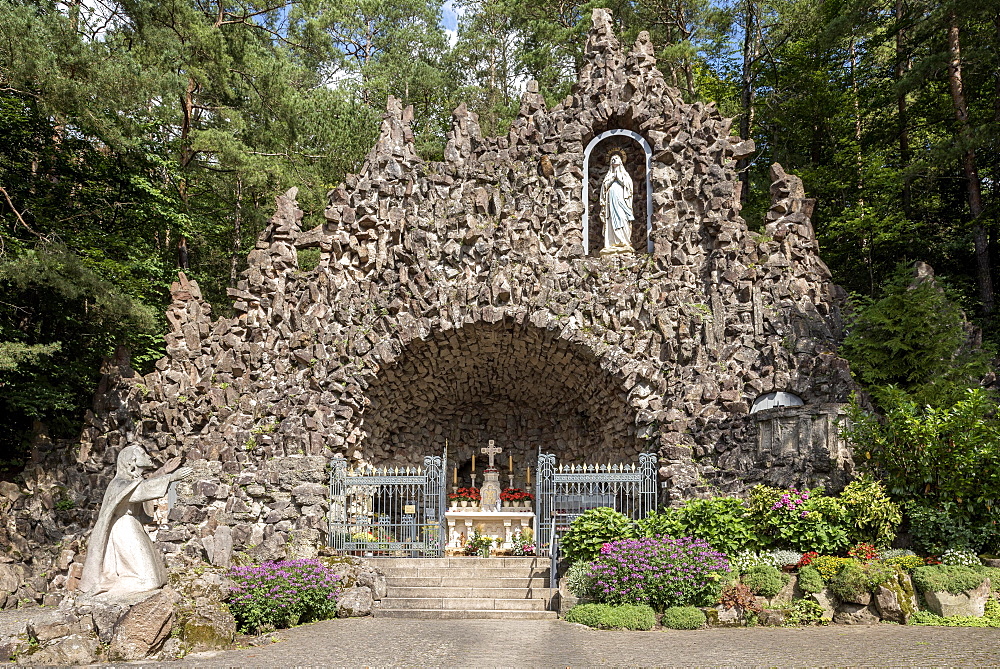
left=742, top=565, right=789, bottom=598
left=564, top=603, right=656, bottom=630
left=661, top=606, right=706, bottom=630
left=911, top=565, right=989, bottom=595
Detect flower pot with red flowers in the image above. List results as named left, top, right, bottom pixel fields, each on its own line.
left=500, top=488, right=534, bottom=509
left=449, top=487, right=481, bottom=509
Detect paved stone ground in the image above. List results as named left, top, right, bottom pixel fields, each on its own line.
left=153, top=618, right=1000, bottom=667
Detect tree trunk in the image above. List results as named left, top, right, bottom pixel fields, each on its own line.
left=230, top=174, right=243, bottom=287
left=896, top=0, right=912, bottom=214
left=947, top=9, right=994, bottom=314
left=738, top=0, right=758, bottom=206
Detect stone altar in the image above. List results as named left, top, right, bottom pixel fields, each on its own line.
left=445, top=510, right=534, bottom=551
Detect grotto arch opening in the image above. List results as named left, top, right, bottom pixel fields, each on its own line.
left=352, top=319, right=649, bottom=482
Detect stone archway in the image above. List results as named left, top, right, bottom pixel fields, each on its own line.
left=353, top=319, right=648, bottom=476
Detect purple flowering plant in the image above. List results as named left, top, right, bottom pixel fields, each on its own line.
left=227, top=558, right=342, bottom=633
left=588, top=535, right=731, bottom=611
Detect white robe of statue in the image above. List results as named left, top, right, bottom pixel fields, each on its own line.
left=600, top=154, right=634, bottom=252
left=79, top=443, right=191, bottom=598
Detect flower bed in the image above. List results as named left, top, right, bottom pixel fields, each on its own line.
left=227, top=559, right=342, bottom=633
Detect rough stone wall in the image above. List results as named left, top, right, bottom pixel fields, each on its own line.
left=2, top=9, right=856, bottom=600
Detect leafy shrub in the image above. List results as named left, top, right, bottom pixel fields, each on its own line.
left=661, top=606, right=706, bottom=630
left=718, top=583, right=762, bottom=614
left=765, top=549, right=803, bottom=569
left=905, top=502, right=985, bottom=555
left=746, top=485, right=850, bottom=554
left=940, top=548, right=981, bottom=567
left=563, top=603, right=656, bottom=630
left=797, top=566, right=825, bottom=594
left=828, top=561, right=895, bottom=601
left=838, top=474, right=901, bottom=547
left=784, top=598, right=827, bottom=626
left=810, top=555, right=853, bottom=581
left=881, top=555, right=925, bottom=573
left=742, top=565, right=788, bottom=598
left=561, top=507, right=636, bottom=563
left=847, top=389, right=1000, bottom=555
left=227, top=559, right=341, bottom=633
left=563, top=602, right=604, bottom=627
left=911, top=565, right=989, bottom=595
left=601, top=604, right=657, bottom=630
left=656, top=497, right=761, bottom=555
left=636, top=508, right=680, bottom=537
left=589, top=535, right=730, bottom=611
left=564, top=560, right=595, bottom=598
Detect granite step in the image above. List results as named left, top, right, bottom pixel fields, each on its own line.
left=387, top=586, right=550, bottom=599
left=374, top=567, right=550, bottom=579
left=374, top=608, right=559, bottom=620
left=367, top=557, right=546, bottom=568
left=380, top=597, right=549, bottom=611
left=386, top=576, right=546, bottom=588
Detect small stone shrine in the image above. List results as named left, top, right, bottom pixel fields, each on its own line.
left=2, top=8, right=856, bottom=606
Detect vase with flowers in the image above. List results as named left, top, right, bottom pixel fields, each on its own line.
left=449, top=487, right=481, bottom=509
left=500, top=488, right=534, bottom=508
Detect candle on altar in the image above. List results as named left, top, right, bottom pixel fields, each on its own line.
left=472, top=455, right=475, bottom=472
left=508, top=455, right=513, bottom=471
left=526, top=467, right=531, bottom=486
left=453, top=467, right=458, bottom=485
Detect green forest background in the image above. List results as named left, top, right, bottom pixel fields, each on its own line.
left=1, top=0, right=998, bottom=493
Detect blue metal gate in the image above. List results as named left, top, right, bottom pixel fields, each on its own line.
left=534, top=452, right=658, bottom=558
left=328, top=453, right=447, bottom=557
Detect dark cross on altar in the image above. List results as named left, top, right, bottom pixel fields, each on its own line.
left=481, top=440, right=502, bottom=468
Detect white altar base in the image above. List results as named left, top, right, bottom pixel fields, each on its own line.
left=445, top=509, right=534, bottom=550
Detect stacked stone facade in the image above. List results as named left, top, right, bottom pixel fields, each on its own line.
left=1, top=9, right=855, bottom=599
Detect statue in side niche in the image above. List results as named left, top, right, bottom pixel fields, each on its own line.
left=79, top=442, right=192, bottom=598
left=600, top=151, right=635, bottom=254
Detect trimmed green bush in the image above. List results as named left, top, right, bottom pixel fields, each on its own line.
left=600, top=604, right=657, bottom=630
left=912, top=565, right=989, bottom=595
left=563, top=603, right=656, bottom=630
left=797, top=566, right=825, bottom=594
left=661, top=606, right=707, bottom=630
left=742, top=565, right=788, bottom=598
left=561, top=507, right=636, bottom=563
left=564, top=603, right=604, bottom=627
left=828, top=561, right=896, bottom=602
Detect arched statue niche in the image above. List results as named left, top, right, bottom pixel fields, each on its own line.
left=583, top=129, right=653, bottom=256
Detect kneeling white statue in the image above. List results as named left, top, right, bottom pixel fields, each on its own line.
left=79, top=443, right=192, bottom=597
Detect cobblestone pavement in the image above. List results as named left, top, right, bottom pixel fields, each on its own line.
left=154, top=618, right=1000, bottom=667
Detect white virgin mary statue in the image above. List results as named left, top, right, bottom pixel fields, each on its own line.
left=600, top=153, right=634, bottom=253
left=79, top=443, right=191, bottom=598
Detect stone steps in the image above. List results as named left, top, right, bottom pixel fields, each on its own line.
left=387, top=576, right=544, bottom=588
left=371, top=557, right=556, bottom=620
left=376, top=609, right=558, bottom=620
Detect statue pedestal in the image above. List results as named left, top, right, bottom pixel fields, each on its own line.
left=445, top=510, right=534, bottom=551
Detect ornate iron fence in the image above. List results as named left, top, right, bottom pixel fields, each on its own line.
left=534, top=452, right=658, bottom=556
left=328, top=453, right=447, bottom=557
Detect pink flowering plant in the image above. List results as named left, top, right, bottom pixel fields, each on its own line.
left=747, top=485, right=850, bottom=554
left=227, top=559, right=342, bottom=633
left=588, top=535, right=731, bottom=611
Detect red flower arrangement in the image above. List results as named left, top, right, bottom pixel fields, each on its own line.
left=500, top=488, right=534, bottom=503
left=797, top=551, right=819, bottom=568
left=449, top=487, right=481, bottom=502
left=847, top=542, right=879, bottom=562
